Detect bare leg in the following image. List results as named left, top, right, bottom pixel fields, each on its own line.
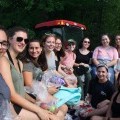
left=19, top=109, right=40, bottom=120
left=89, top=105, right=108, bottom=116
left=91, top=116, right=105, bottom=120
left=10, top=103, right=21, bottom=120
left=82, top=105, right=109, bottom=118
left=56, top=104, right=68, bottom=120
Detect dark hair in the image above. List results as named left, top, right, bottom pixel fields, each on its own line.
left=54, top=37, right=65, bottom=61
left=20, top=39, right=48, bottom=71
left=115, top=34, right=120, bottom=38
left=0, top=25, right=8, bottom=39
left=117, top=73, right=120, bottom=82
left=7, top=26, right=28, bottom=38
left=78, top=37, right=91, bottom=50
left=96, top=63, right=108, bottom=72
left=100, top=33, right=111, bottom=45
left=41, top=33, right=56, bottom=47
left=94, top=64, right=109, bottom=82
left=115, top=34, right=120, bottom=49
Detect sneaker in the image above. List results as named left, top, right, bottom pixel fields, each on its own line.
left=65, top=113, right=73, bottom=120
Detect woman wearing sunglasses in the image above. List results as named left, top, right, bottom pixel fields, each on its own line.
left=59, top=39, right=76, bottom=75
left=92, top=34, right=118, bottom=84
left=0, top=26, right=55, bottom=120
left=74, top=37, right=92, bottom=99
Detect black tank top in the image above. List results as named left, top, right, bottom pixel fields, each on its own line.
left=111, top=91, right=120, bottom=118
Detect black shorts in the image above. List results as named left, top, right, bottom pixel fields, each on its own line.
left=13, top=103, right=22, bottom=114
left=13, top=94, right=36, bottom=114
left=28, top=93, right=36, bottom=100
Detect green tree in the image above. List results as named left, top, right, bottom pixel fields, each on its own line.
left=0, top=0, right=120, bottom=46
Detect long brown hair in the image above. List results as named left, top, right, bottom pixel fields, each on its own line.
left=40, top=33, right=56, bottom=47
left=20, top=39, right=48, bottom=71
left=0, top=25, right=8, bottom=39
left=7, top=26, right=28, bottom=38
left=54, top=36, right=65, bottom=61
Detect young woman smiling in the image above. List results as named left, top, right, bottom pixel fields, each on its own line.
left=91, top=72, right=120, bottom=120
left=0, top=27, right=56, bottom=120
left=92, top=34, right=118, bottom=84
left=22, top=39, right=68, bottom=120
left=81, top=64, right=115, bottom=118
left=22, top=39, right=46, bottom=85
left=74, top=37, right=92, bottom=99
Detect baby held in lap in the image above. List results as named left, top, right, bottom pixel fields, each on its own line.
left=64, top=74, right=77, bottom=88
left=58, top=65, right=77, bottom=88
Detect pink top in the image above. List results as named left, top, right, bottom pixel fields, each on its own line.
left=92, top=46, right=118, bottom=60
left=60, top=51, right=76, bottom=68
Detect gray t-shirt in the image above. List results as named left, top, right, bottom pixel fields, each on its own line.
left=23, top=62, right=43, bottom=81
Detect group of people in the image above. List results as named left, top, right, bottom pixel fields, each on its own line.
left=0, top=25, right=120, bottom=120
left=0, top=26, right=68, bottom=120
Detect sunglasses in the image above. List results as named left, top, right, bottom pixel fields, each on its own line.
left=16, top=37, right=29, bottom=44
left=83, top=41, right=90, bottom=44
left=68, top=42, right=75, bottom=46
left=0, top=41, right=9, bottom=48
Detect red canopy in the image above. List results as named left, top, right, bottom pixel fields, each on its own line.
left=35, top=19, right=86, bottom=30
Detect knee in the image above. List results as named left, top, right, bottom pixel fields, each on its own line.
left=59, top=104, right=68, bottom=112
left=90, top=116, right=97, bottom=120
left=90, top=116, right=103, bottom=120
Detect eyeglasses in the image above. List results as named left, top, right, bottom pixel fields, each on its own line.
left=16, top=37, right=29, bottom=44
left=56, top=43, right=62, bottom=45
left=0, top=41, right=9, bottom=48
left=83, top=41, right=90, bottom=44
left=115, top=38, right=120, bottom=40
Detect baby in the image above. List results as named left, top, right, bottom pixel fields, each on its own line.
left=64, top=74, right=77, bottom=88
left=58, top=64, right=77, bottom=88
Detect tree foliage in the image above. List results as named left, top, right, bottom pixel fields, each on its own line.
left=0, top=0, right=120, bottom=46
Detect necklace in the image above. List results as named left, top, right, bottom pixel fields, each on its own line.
left=79, top=49, right=89, bottom=55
